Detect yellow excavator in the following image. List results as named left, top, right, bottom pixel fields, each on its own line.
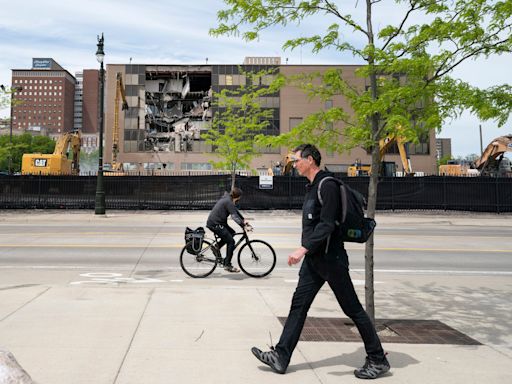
left=473, top=135, right=512, bottom=176
left=282, top=152, right=295, bottom=175
left=21, top=131, right=81, bottom=175
left=111, top=72, right=129, bottom=172
left=439, top=135, right=512, bottom=176
left=348, top=134, right=413, bottom=176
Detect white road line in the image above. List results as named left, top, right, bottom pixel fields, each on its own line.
left=351, top=268, right=512, bottom=276
left=284, top=279, right=383, bottom=285
left=0, top=266, right=511, bottom=276
left=1, top=244, right=511, bottom=253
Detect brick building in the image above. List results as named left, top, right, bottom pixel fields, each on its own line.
left=11, top=58, right=76, bottom=134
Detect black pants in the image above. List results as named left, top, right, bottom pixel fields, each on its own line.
left=208, top=224, right=236, bottom=266
left=275, top=254, right=385, bottom=367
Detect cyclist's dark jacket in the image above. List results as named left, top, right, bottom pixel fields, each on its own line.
left=301, top=170, right=347, bottom=267
left=207, top=192, right=245, bottom=228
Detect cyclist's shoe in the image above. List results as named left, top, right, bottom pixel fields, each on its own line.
left=251, top=346, right=286, bottom=374
left=224, top=265, right=240, bottom=273
left=354, top=355, right=390, bottom=379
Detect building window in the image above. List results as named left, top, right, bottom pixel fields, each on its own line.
left=180, top=162, right=213, bottom=170
left=289, top=117, right=303, bottom=130
left=261, top=75, right=276, bottom=86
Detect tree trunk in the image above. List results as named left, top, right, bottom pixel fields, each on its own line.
left=365, top=136, right=380, bottom=323
left=365, top=0, right=378, bottom=324
left=231, top=167, right=236, bottom=191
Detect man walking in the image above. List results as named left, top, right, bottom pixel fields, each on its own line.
left=251, top=144, right=390, bottom=379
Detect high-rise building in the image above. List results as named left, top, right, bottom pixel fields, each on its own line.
left=73, top=69, right=100, bottom=153
left=436, top=138, right=452, bottom=160
left=11, top=58, right=76, bottom=134
left=74, top=71, right=83, bottom=131
left=81, top=69, right=99, bottom=134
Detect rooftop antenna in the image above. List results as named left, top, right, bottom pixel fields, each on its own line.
left=286, top=58, right=289, bottom=65
left=129, top=57, right=132, bottom=64
left=206, top=57, right=208, bottom=64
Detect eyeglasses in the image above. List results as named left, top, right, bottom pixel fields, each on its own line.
left=290, top=156, right=304, bottom=164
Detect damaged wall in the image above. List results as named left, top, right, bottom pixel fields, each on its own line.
left=104, top=63, right=283, bottom=172
left=144, top=65, right=212, bottom=153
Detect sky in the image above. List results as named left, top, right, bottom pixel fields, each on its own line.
left=0, top=0, right=510, bottom=158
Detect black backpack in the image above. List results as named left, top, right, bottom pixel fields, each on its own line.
left=184, top=226, right=206, bottom=255
left=317, top=177, right=376, bottom=243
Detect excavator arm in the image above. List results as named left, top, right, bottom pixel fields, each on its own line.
left=379, top=134, right=413, bottom=175
left=473, top=135, right=512, bottom=170
left=112, top=72, right=129, bottom=171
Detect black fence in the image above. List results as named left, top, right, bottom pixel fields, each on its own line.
left=1, top=174, right=511, bottom=212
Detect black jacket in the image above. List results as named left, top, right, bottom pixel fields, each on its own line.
left=207, top=192, right=245, bottom=228
left=301, top=170, right=347, bottom=266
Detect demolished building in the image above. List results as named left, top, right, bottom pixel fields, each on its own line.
left=144, top=65, right=212, bottom=153
left=103, top=60, right=437, bottom=174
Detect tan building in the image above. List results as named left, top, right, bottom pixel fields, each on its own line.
left=104, top=60, right=437, bottom=174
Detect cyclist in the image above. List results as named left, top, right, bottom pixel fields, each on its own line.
left=206, top=187, right=251, bottom=273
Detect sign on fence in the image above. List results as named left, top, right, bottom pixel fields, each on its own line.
left=259, top=175, right=273, bottom=189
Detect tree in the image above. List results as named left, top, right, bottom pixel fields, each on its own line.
left=437, top=154, right=452, bottom=167
left=0, top=85, right=23, bottom=111
left=1, top=85, right=26, bottom=173
left=79, top=149, right=99, bottom=175
left=203, top=67, right=283, bottom=189
left=0, top=134, right=56, bottom=173
left=0, top=86, right=10, bottom=110
left=211, top=0, right=512, bottom=321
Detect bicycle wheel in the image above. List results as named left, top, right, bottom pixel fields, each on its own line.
left=238, top=239, right=276, bottom=278
left=180, top=239, right=218, bottom=278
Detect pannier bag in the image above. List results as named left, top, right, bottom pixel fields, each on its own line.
left=184, top=227, right=206, bottom=255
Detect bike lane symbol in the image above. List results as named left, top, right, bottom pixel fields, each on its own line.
left=70, top=272, right=166, bottom=285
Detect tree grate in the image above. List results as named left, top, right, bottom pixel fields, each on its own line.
left=277, top=317, right=481, bottom=345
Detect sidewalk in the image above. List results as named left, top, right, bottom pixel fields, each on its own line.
left=0, top=210, right=511, bottom=383
left=1, top=281, right=511, bottom=384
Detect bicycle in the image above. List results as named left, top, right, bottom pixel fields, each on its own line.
left=180, top=227, right=276, bottom=278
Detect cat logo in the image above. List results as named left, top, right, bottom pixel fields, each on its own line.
left=34, top=158, right=47, bottom=167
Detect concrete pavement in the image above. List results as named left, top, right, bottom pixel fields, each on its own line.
left=0, top=210, right=511, bottom=383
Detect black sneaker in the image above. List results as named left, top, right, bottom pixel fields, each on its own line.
left=251, top=346, right=286, bottom=374
left=354, top=356, right=390, bottom=379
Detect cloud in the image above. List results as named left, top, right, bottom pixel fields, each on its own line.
left=1, top=0, right=510, bottom=157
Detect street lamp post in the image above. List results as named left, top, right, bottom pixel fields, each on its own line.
left=94, top=33, right=106, bottom=214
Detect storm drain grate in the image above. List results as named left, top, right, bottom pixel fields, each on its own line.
left=277, top=317, right=481, bottom=345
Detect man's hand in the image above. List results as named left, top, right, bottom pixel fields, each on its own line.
left=244, top=222, right=253, bottom=232
left=288, top=246, right=308, bottom=266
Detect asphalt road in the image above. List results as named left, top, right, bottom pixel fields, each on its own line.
left=1, top=210, right=511, bottom=362
left=1, top=211, right=511, bottom=276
